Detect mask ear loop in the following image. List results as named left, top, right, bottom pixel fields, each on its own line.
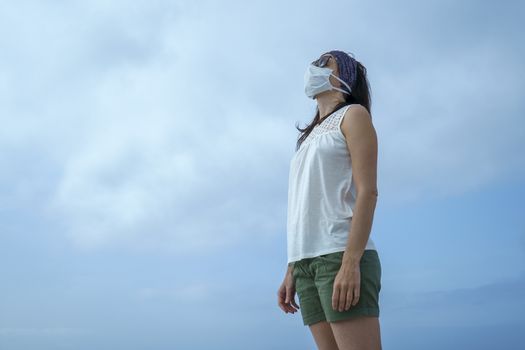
left=330, top=74, right=352, bottom=96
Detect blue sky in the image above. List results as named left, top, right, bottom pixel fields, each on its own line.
left=1, top=0, right=524, bottom=349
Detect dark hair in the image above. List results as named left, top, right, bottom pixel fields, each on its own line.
left=295, top=60, right=372, bottom=152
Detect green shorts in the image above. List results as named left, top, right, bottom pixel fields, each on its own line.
left=292, top=249, right=382, bottom=326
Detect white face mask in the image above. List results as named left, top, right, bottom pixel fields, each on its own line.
left=304, top=63, right=353, bottom=99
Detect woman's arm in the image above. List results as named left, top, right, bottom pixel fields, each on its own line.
left=340, top=105, right=379, bottom=269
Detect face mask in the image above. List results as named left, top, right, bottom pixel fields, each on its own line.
left=304, top=63, right=353, bottom=99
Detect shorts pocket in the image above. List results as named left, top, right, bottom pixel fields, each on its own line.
left=293, top=260, right=310, bottom=279
left=318, top=251, right=344, bottom=264
left=316, top=251, right=344, bottom=275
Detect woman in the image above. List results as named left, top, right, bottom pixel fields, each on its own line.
left=277, top=50, right=383, bottom=350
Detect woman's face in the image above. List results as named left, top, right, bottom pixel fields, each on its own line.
left=314, top=53, right=344, bottom=93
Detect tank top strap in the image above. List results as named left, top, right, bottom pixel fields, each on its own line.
left=315, top=104, right=354, bottom=133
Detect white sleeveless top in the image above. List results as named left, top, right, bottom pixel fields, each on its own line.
left=286, top=104, right=377, bottom=264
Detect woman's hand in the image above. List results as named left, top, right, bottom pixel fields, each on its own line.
left=332, top=263, right=361, bottom=312
left=277, top=269, right=300, bottom=314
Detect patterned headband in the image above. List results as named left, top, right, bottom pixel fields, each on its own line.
left=327, top=50, right=358, bottom=95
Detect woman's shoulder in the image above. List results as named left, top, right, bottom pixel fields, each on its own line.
left=340, top=104, right=375, bottom=139
left=345, top=103, right=369, bottom=115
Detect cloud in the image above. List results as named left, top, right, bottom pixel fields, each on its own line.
left=1, top=0, right=523, bottom=253
left=1, top=0, right=293, bottom=252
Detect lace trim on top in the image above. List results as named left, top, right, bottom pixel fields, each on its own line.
left=300, top=106, right=347, bottom=149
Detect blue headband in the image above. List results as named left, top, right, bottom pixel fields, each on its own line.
left=327, top=50, right=358, bottom=95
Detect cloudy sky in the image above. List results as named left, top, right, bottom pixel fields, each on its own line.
left=1, top=0, right=524, bottom=349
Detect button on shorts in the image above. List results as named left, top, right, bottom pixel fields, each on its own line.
left=292, top=249, right=382, bottom=326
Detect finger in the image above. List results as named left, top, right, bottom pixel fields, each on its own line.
left=333, top=284, right=346, bottom=311
left=345, top=289, right=353, bottom=310
left=280, top=301, right=293, bottom=313
left=286, top=302, right=297, bottom=313
left=291, top=297, right=300, bottom=309
left=286, top=289, right=298, bottom=313
left=289, top=298, right=299, bottom=312
left=332, top=284, right=340, bottom=310
left=278, top=285, right=299, bottom=314
left=352, top=285, right=360, bottom=306
left=278, top=291, right=291, bottom=313
left=285, top=287, right=292, bottom=303
left=283, top=288, right=295, bottom=313
left=338, top=286, right=347, bottom=311
left=289, top=294, right=300, bottom=312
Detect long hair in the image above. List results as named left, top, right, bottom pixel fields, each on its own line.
left=295, top=59, right=372, bottom=152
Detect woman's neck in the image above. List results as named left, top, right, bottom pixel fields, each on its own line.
left=316, top=93, right=346, bottom=121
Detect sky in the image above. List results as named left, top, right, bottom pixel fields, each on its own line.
left=1, top=0, right=524, bottom=349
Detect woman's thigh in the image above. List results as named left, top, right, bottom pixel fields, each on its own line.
left=330, top=316, right=382, bottom=350
left=309, top=320, right=339, bottom=350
